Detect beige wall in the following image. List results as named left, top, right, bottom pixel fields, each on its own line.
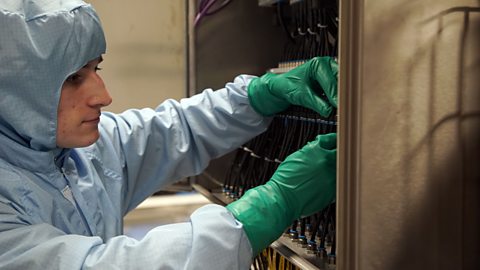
left=87, top=0, right=186, bottom=113
left=338, top=1, right=480, bottom=269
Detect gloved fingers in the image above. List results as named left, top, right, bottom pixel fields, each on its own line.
left=311, top=57, right=338, bottom=108
left=286, top=133, right=336, bottom=164
left=270, top=77, right=334, bottom=117
left=315, top=133, right=337, bottom=150
left=303, top=91, right=333, bottom=118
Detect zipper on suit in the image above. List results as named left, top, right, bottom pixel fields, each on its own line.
left=60, top=168, right=94, bottom=236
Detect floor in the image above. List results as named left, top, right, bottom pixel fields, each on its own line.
left=123, top=192, right=210, bottom=240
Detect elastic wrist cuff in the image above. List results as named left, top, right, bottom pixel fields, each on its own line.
left=247, top=77, right=289, bottom=116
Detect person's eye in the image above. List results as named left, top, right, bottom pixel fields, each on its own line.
left=95, top=66, right=102, bottom=72
left=66, top=73, right=82, bottom=84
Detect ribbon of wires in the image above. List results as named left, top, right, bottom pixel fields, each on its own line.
left=195, top=0, right=233, bottom=27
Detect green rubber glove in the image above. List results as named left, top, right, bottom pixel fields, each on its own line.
left=226, top=133, right=337, bottom=255
left=248, top=56, right=338, bottom=117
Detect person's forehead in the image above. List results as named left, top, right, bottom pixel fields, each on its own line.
left=84, top=56, right=103, bottom=66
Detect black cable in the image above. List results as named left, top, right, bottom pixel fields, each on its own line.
left=277, top=2, right=295, bottom=43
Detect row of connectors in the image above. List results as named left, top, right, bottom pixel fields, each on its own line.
left=251, top=214, right=336, bottom=269
left=286, top=213, right=336, bottom=266
left=269, top=60, right=307, bottom=74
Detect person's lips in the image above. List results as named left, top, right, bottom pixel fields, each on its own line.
left=83, top=116, right=100, bottom=124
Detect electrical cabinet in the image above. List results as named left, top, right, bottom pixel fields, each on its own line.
left=189, top=1, right=338, bottom=269
left=187, top=1, right=480, bottom=269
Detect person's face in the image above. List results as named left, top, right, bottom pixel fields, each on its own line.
left=56, top=57, right=112, bottom=148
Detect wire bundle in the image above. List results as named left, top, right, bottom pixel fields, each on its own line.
left=252, top=248, right=301, bottom=270
left=194, top=0, right=233, bottom=27
left=276, top=0, right=338, bottom=70
left=223, top=106, right=336, bottom=199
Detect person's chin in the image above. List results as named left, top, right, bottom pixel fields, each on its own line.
left=78, top=131, right=100, bottom=148
left=87, top=132, right=100, bottom=145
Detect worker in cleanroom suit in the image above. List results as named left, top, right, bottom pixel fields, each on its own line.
left=0, top=1, right=338, bottom=269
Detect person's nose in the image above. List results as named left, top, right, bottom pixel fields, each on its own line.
left=87, top=74, right=113, bottom=108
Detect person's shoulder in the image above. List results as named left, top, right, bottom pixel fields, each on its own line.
left=0, top=159, right=33, bottom=203
left=0, top=158, right=24, bottom=180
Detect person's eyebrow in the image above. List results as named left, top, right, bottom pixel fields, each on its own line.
left=83, top=56, right=103, bottom=68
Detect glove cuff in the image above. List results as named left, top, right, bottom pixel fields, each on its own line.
left=247, top=75, right=289, bottom=116
left=226, top=182, right=294, bottom=255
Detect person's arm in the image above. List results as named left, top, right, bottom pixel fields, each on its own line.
left=94, top=57, right=338, bottom=215
left=0, top=198, right=251, bottom=269
left=93, top=75, right=271, bottom=214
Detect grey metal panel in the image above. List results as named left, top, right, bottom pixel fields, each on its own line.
left=338, top=1, right=480, bottom=269
left=191, top=0, right=286, bottom=92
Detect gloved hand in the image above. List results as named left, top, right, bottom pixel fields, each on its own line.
left=248, top=56, right=338, bottom=117
left=226, top=133, right=337, bottom=255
